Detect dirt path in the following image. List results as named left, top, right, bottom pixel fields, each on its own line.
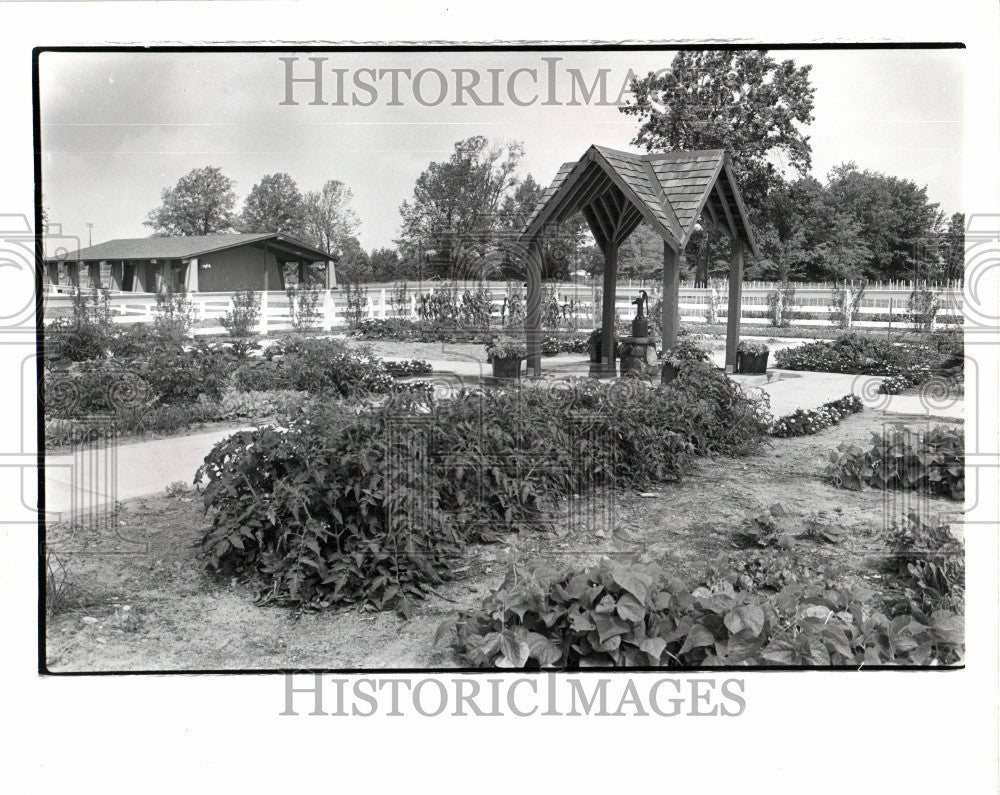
left=44, top=410, right=964, bottom=672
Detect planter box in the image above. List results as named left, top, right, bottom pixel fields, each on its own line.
left=491, top=357, right=522, bottom=380
left=661, top=361, right=679, bottom=385
left=736, top=351, right=769, bottom=375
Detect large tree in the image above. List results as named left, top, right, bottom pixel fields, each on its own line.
left=397, top=136, right=525, bottom=279
left=939, top=212, right=965, bottom=283
left=240, top=173, right=306, bottom=235
left=302, top=180, right=361, bottom=256
left=826, top=162, right=943, bottom=281
left=621, top=50, right=815, bottom=220
left=144, top=166, right=237, bottom=236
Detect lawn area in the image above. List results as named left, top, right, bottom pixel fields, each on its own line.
left=44, top=409, right=964, bottom=672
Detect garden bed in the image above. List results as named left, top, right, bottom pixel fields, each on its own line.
left=44, top=409, right=964, bottom=671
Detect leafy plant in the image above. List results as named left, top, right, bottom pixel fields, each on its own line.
left=485, top=335, right=527, bottom=361
left=769, top=393, right=864, bottom=437
left=885, top=513, right=964, bottom=614
left=286, top=283, right=323, bottom=333
left=826, top=425, right=964, bottom=500
left=154, top=285, right=195, bottom=337
left=221, top=290, right=260, bottom=357
left=738, top=339, right=769, bottom=356
left=199, top=367, right=770, bottom=610
left=440, top=558, right=963, bottom=668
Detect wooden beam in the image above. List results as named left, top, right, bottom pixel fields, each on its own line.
left=525, top=238, right=544, bottom=375
left=600, top=238, right=618, bottom=374
left=714, top=180, right=738, bottom=240
left=550, top=163, right=606, bottom=226
left=725, top=238, right=745, bottom=372
left=662, top=241, right=680, bottom=352
left=582, top=205, right=608, bottom=251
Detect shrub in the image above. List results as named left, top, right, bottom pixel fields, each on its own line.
left=199, top=369, right=770, bottom=610
left=154, top=286, right=195, bottom=337
left=738, top=339, right=769, bottom=356
left=885, top=513, right=964, bottom=614
left=485, top=335, right=527, bottom=361
left=774, top=333, right=927, bottom=376
left=254, top=337, right=393, bottom=396
left=382, top=360, right=433, bottom=377
left=221, top=290, right=260, bottom=357
left=439, top=559, right=963, bottom=667
left=769, top=394, right=864, bottom=438
left=286, top=283, right=323, bottom=333
left=197, top=406, right=464, bottom=613
left=826, top=425, right=964, bottom=500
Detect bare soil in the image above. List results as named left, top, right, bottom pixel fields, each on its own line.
left=44, top=410, right=964, bottom=672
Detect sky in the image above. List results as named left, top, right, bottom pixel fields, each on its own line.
left=39, top=48, right=964, bottom=252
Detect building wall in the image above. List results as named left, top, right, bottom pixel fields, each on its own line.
left=197, top=244, right=285, bottom=292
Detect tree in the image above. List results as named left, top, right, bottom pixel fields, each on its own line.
left=369, top=247, right=402, bottom=282
left=940, top=213, right=965, bottom=283
left=826, top=162, right=943, bottom=281
left=302, top=180, right=361, bottom=257
left=621, top=50, right=815, bottom=218
left=334, top=236, right=372, bottom=283
left=144, top=166, right=237, bottom=236
left=397, top=136, right=525, bottom=279
left=240, top=173, right=306, bottom=235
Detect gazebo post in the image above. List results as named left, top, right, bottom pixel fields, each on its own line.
left=600, top=239, right=618, bottom=374
left=661, top=240, right=680, bottom=353
left=525, top=237, right=544, bottom=376
left=725, top=237, right=745, bottom=372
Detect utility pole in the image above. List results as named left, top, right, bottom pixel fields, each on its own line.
left=85, top=223, right=93, bottom=247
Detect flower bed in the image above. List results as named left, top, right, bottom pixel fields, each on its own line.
left=769, top=394, right=864, bottom=438
left=197, top=362, right=771, bottom=612
left=438, top=555, right=962, bottom=668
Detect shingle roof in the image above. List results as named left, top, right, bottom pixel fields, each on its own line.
left=521, top=145, right=757, bottom=257
left=50, top=232, right=334, bottom=263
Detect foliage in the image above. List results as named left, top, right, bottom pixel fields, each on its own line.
left=45, top=288, right=113, bottom=363
left=235, top=337, right=394, bottom=396
left=826, top=425, right=964, bottom=500
left=301, top=179, right=361, bottom=256
left=486, top=335, right=527, bottom=361
left=621, top=50, right=815, bottom=215
left=381, top=359, right=433, bottom=377
left=885, top=513, right=964, bottom=615
left=737, top=339, right=769, bottom=356
left=198, top=368, right=770, bottom=609
left=343, top=282, right=368, bottom=327
left=154, top=286, right=195, bottom=337
left=397, top=136, right=528, bottom=279
left=144, top=165, right=237, bottom=235
left=240, top=172, right=306, bottom=236
left=773, top=332, right=930, bottom=377
left=908, top=287, right=940, bottom=332
left=829, top=282, right=866, bottom=329
left=221, top=290, right=260, bottom=357
left=286, top=283, right=323, bottom=333
left=440, top=558, right=963, bottom=668
left=769, top=394, right=864, bottom=438
left=660, top=338, right=711, bottom=369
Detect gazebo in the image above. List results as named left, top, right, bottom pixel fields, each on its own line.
left=518, top=145, right=759, bottom=375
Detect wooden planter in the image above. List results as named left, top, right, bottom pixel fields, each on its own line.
left=661, top=361, right=679, bottom=385
left=736, top=351, right=769, bottom=375
left=492, top=357, right=522, bottom=380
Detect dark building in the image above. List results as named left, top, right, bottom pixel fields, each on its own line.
left=44, top=232, right=337, bottom=292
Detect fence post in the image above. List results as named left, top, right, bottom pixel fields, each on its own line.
left=322, top=289, right=335, bottom=331
left=258, top=290, right=269, bottom=336
left=380, top=288, right=387, bottom=319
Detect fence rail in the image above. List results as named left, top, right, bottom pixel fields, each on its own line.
left=42, top=279, right=965, bottom=335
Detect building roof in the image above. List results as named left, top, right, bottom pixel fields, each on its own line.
left=49, top=232, right=335, bottom=263
left=520, top=145, right=759, bottom=257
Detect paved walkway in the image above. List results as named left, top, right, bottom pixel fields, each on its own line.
left=43, top=357, right=962, bottom=516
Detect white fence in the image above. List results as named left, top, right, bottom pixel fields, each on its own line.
left=42, top=279, right=965, bottom=335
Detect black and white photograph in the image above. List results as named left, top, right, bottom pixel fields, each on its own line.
left=39, top=43, right=970, bottom=672
left=2, top=1, right=998, bottom=791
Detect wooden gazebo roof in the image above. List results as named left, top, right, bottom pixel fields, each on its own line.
left=520, top=145, right=759, bottom=257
